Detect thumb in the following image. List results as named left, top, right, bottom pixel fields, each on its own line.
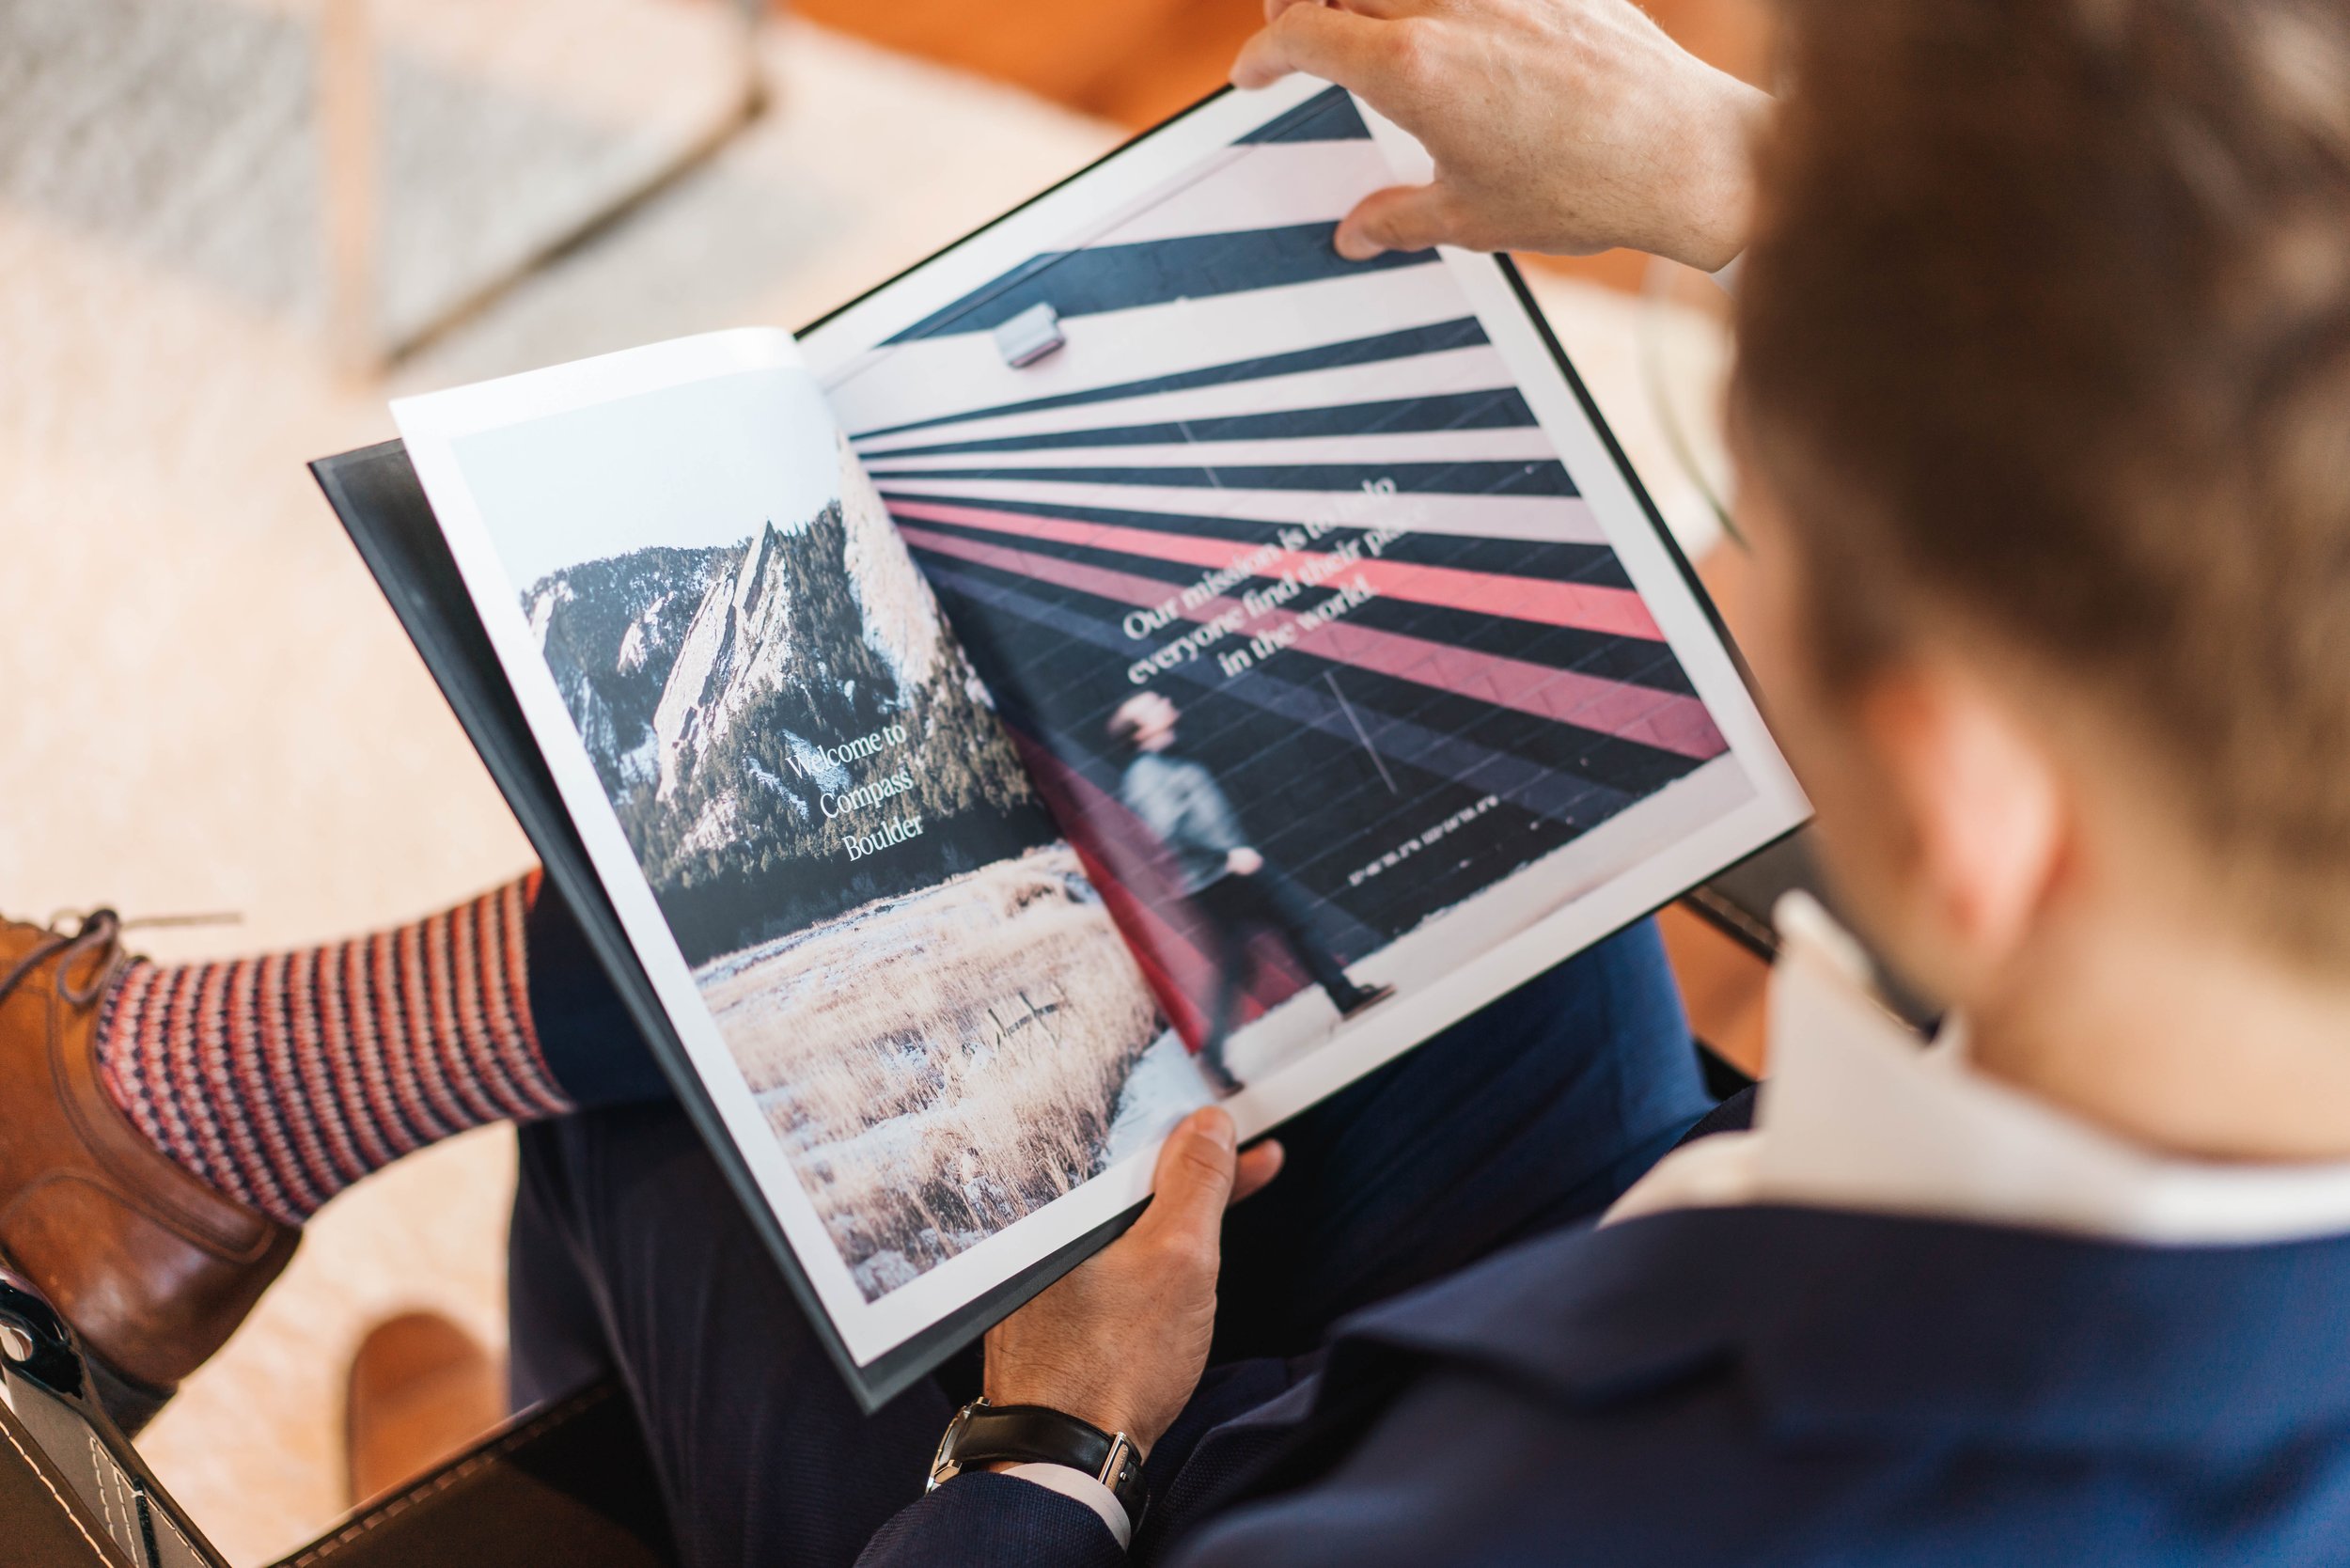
left=1335, top=183, right=1453, bottom=261
left=1138, top=1108, right=1239, bottom=1247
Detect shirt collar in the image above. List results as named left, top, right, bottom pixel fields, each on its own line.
left=1616, top=894, right=2350, bottom=1246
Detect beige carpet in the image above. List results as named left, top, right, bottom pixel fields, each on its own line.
left=0, top=4, right=1728, bottom=1559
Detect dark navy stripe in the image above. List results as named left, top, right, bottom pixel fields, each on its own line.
left=873, top=459, right=1580, bottom=498
left=913, top=546, right=1695, bottom=795
left=900, top=515, right=1689, bottom=691
left=1283, top=654, right=1704, bottom=800
left=1336, top=596, right=1700, bottom=695
left=918, top=557, right=1640, bottom=829
left=1370, top=531, right=1632, bottom=590
left=845, top=318, right=1493, bottom=442
left=885, top=492, right=1631, bottom=584
left=1235, top=86, right=1371, bottom=144
left=882, top=227, right=1436, bottom=344
left=865, top=389, right=1539, bottom=459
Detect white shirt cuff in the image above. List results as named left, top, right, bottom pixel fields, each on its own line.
left=1002, top=1462, right=1133, bottom=1549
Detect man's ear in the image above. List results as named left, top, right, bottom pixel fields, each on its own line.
left=1856, top=661, right=2066, bottom=979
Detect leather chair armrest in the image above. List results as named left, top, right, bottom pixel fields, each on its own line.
left=0, top=1392, right=144, bottom=1567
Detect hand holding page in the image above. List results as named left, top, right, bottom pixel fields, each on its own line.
left=374, top=76, right=1807, bottom=1409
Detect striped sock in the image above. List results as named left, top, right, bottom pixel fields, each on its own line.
left=92, top=874, right=572, bottom=1226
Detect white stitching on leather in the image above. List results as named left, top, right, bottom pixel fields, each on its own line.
left=86, top=1431, right=128, bottom=1548
left=288, top=1385, right=616, bottom=1566
left=0, top=1404, right=118, bottom=1564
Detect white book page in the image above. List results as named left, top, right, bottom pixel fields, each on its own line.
left=799, top=78, right=1808, bottom=1189
left=396, top=330, right=1183, bottom=1365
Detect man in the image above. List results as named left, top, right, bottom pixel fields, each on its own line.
left=1108, top=690, right=1391, bottom=1090
left=873, top=0, right=2350, bottom=1558
left=5, top=0, right=2347, bottom=1561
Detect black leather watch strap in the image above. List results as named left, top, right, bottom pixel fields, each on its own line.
left=928, top=1400, right=1147, bottom=1523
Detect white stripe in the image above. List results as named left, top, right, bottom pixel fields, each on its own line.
left=864, top=428, right=1560, bottom=475
left=875, top=475, right=1607, bottom=545
left=823, top=263, right=1465, bottom=436
left=1082, top=140, right=1394, bottom=247
left=852, top=345, right=1514, bottom=456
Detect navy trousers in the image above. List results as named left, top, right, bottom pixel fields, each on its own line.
left=509, top=907, right=1710, bottom=1568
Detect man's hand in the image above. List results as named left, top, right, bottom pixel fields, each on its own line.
left=983, top=1108, right=1283, bottom=1457
left=1231, top=0, right=1768, bottom=271
left=1226, top=846, right=1266, bottom=877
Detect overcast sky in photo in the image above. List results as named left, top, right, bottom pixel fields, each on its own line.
left=455, top=365, right=844, bottom=591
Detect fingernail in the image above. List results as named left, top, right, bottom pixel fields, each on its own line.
left=1200, top=1109, right=1237, bottom=1151
left=1333, top=228, right=1380, bottom=263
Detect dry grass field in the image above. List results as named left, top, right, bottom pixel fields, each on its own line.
left=697, top=843, right=1163, bottom=1297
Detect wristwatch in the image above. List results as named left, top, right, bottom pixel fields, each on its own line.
left=928, top=1398, right=1148, bottom=1524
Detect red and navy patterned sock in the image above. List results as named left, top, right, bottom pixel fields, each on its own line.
left=92, top=874, right=572, bottom=1225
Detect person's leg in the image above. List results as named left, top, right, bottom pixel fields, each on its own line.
left=1211, top=917, right=1711, bottom=1361
left=1192, top=883, right=1253, bottom=1086
left=521, top=873, right=677, bottom=1108
left=500, top=917, right=1706, bottom=1568
left=1241, top=867, right=1373, bottom=1011
left=507, top=1105, right=953, bottom=1568
left=86, top=872, right=666, bottom=1226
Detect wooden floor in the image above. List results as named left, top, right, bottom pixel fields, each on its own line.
left=798, top=0, right=1771, bottom=130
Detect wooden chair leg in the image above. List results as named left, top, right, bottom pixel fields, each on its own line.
left=314, top=0, right=772, bottom=379
left=318, top=0, right=380, bottom=380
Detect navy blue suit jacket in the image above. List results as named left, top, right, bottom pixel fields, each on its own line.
left=861, top=1201, right=2350, bottom=1564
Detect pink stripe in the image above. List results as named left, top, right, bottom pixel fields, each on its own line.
left=509, top=875, right=548, bottom=1061
left=499, top=878, right=569, bottom=1116
left=109, top=964, right=176, bottom=1154
left=446, top=896, right=516, bottom=1118
left=242, top=952, right=315, bottom=1218
left=376, top=929, right=450, bottom=1145
left=885, top=497, right=1665, bottom=640
left=399, top=922, right=470, bottom=1134
left=258, top=949, right=333, bottom=1210
left=316, top=941, right=392, bottom=1174
left=98, top=964, right=159, bottom=1137
left=283, top=945, right=361, bottom=1199
left=194, top=961, right=272, bottom=1214
left=475, top=886, right=560, bottom=1118
left=899, top=525, right=1729, bottom=760
left=446, top=898, right=526, bottom=1121
left=343, top=935, right=415, bottom=1161
left=426, top=908, right=501, bottom=1124
left=239, top=951, right=324, bottom=1215
left=146, top=964, right=207, bottom=1172
left=472, top=886, right=533, bottom=1115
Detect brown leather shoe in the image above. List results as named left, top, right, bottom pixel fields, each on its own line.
left=0, top=911, right=299, bottom=1434
left=345, top=1310, right=504, bottom=1507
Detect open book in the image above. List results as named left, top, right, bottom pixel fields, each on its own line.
left=322, top=78, right=1808, bottom=1409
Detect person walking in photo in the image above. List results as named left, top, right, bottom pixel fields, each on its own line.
left=1108, top=691, right=1393, bottom=1090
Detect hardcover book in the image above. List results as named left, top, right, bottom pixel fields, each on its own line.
left=314, top=77, right=1809, bottom=1410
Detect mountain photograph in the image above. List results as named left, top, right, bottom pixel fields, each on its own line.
left=522, top=436, right=1053, bottom=966
left=519, top=437, right=1165, bottom=1298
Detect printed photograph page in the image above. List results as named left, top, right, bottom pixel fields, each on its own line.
left=802, top=80, right=1808, bottom=1131
left=392, top=331, right=1202, bottom=1364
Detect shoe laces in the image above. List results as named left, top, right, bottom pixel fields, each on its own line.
left=0, top=909, right=242, bottom=1011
